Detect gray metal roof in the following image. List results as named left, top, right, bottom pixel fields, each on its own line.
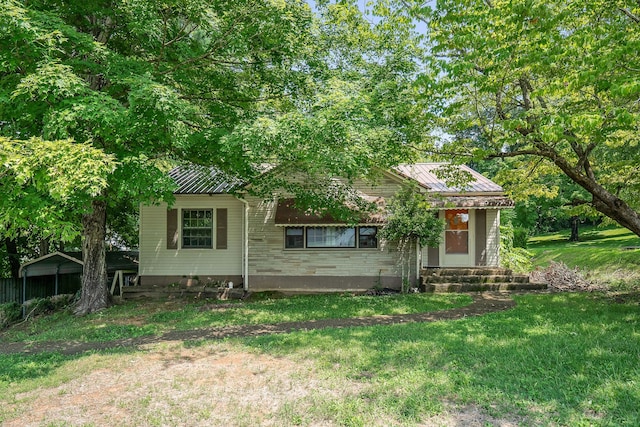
left=395, top=163, right=504, bottom=194
left=19, top=251, right=138, bottom=278
left=169, top=163, right=503, bottom=196
left=169, top=165, right=243, bottom=194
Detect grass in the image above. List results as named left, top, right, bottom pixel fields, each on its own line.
left=0, top=292, right=471, bottom=343
left=528, top=226, right=640, bottom=285
left=243, top=292, right=640, bottom=426
left=1, top=292, right=638, bottom=426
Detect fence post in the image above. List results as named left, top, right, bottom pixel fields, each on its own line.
left=22, top=268, right=27, bottom=318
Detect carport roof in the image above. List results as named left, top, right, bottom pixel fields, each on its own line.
left=19, top=251, right=138, bottom=278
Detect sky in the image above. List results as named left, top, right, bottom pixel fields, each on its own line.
left=306, top=0, right=430, bottom=36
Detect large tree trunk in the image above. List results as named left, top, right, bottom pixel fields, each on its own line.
left=4, top=237, right=20, bottom=279
left=75, top=198, right=110, bottom=315
left=492, top=150, right=640, bottom=238
left=559, top=164, right=640, bottom=238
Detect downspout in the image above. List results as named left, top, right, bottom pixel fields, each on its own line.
left=415, top=238, right=421, bottom=288
left=240, top=198, right=249, bottom=291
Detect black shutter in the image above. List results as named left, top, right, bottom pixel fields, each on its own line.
left=167, top=209, right=178, bottom=249
left=216, top=208, right=228, bottom=249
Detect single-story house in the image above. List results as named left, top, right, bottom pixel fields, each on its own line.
left=138, top=163, right=513, bottom=292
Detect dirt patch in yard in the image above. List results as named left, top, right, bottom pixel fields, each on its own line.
left=4, top=343, right=332, bottom=427
left=3, top=342, right=524, bottom=427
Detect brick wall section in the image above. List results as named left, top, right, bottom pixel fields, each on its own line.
left=245, top=174, right=414, bottom=291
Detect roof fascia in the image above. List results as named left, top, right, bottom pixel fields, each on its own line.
left=19, top=251, right=84, bottom=278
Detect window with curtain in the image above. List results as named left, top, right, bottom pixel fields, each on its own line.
left=445, top=209, right=469, bottom=254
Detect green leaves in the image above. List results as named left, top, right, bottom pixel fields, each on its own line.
left=379, top=183, right=444, bottom=248
left=1, top=137, right=115, bottom=200
left=13, top=61, right=88, bottom=102
left=404, top=0, right=640, bottom=235
left=0, top=137, right=115, bottom=240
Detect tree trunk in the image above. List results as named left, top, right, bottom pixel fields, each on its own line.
left=569, top=216, right=579, bottom=242
left=38, top=238, right=50, bottom=257
left=491, top=148, right=640, bottom=238
left=4, top=238, right=20, bottom=279
left=549, top=156, right=640, bottom=238
left=75, top=198, right=110, bottom=315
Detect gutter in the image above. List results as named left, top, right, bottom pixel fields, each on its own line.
left=416, top=238, right=421, bottom=287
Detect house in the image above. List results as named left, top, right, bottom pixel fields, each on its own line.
left=138, top=163, right=513, bottom=293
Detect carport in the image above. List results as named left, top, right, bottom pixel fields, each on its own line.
left=18, top=251, right=138, bottom=307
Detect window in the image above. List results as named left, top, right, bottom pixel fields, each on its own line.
left=284, top=226, right=378, bottom=249
left=445, top=209, right=469, bottom=254
left=285, top=227, right=304, bottom=249
left=307, top=227, right=356, bottom=248
left=358, top=227, right=378, bottom=248
left=182, top=209, right=213, bottom=248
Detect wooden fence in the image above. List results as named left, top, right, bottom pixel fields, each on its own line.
left=0, top=275, right=81, bottom=304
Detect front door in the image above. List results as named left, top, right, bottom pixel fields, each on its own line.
left=440, top=209, right=475, bottom=267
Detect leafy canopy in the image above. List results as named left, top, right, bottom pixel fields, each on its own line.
left=379, top=183, right=444, bottom=247
left=402, top=0, right=640, bottom=236
left=0, top=0, right=431, bottom=239
left=0, top=137, right=115, bottom=241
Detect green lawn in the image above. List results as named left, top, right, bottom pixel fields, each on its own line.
left=0, top=293, right=471, bottom=343
left=1, top=292, right=639, bottom=426
left=528, top=226, right=640, bottom=284
left=245, top=292, right=640, bottom=426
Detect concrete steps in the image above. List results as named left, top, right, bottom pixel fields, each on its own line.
left=423, top=282, right=547, bottom=293
left=421, top=267, right=546, bottom=293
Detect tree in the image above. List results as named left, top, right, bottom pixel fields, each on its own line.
left=404, top=0, right=640, bottom=237
left=221, top=0, right=430, bottom=204
left=379, top=183, right=444, bottom=291
left=1, top=1, right=427, bottom=313
left=1, top=0, right=315, bottom=313
left=1, top=136, right=116, bottom=287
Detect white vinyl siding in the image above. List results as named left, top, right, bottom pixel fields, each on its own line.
left=139, top=195, right=243, bottom=276
left=486, top=209, right=500, bottom=266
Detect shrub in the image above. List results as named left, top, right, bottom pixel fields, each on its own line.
left=513, top=227, right=529, bottom=248
left=0, top=302, right=22, bottom=329
left=500, top=225, right=533, bottom=273
left=23, top=298, right=54, bottom=318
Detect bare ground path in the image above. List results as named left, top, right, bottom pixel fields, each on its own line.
left=0, top=292, right=515, bottom=356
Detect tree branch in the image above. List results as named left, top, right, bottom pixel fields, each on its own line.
left=619, top=7, right=640, bottom=23
left=179, top=94, right=286, bottom=103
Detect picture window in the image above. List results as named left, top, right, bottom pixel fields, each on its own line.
left=284, top=226, right=378, bottom=249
